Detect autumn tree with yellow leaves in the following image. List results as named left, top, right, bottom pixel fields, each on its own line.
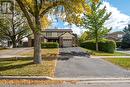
left=12, top=0, right=96, bottom=64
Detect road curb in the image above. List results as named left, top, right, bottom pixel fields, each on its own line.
left=0, top=76, right=53, bottom=80
left=53, top=77, right=130, bottom=81
left=1, top=76, right=130, bottom=81
left=53, top=78, right=130, bottom=83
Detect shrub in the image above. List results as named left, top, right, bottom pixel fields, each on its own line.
left=41, top=42, right=59, bottom=48
left=99, top=40, right=116, bottom=53
left=121, top=24, right=130, bottom=49
left=80, top=40, right=116, bottom=53
left=80, top=40, right=96, bottom=50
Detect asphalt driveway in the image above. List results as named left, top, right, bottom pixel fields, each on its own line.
left=55, top=47, right=130, bottom=78
left=59, top=47, right=89, bottom=58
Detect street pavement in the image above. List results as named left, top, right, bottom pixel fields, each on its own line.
left=1, top=82, right=130, bottom=87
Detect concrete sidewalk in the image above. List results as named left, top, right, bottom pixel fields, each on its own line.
left=91, top=56, right=130, bottom=58
left=0, top=55, right=31, bottom=59
left=0, top=48, right=32, bottom=56
left=117, top=50, right=130, bottom=54
left=0, top=48, right=33, bottom=59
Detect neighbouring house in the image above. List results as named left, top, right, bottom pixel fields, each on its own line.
left=28, top=29, right=78, bottom=47
left=0, top=40, right=8, bottom=47
left=0, top=38, right=28, bottom=48
left=105, top=31, right=125, bottom=41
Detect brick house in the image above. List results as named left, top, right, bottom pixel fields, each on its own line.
left=28, top=29, right=78, bottom=47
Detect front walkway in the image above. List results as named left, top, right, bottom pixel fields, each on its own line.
left=55, top=47, right=130, bottom=78
left=117, top=49, right=130, bottom=54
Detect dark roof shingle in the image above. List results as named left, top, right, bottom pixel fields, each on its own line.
left=43, top=29, right=72, bottom=32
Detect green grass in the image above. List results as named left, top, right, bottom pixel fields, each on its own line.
left=0, top=48, right=59, bottom=77
left=0, top=58, right=57, bottom=77
left=84, top=48, right=130, bottom=56
left=104, top=58, right=130, bottom=70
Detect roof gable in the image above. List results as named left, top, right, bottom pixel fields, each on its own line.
left=60, top=32, right=75, bottom=37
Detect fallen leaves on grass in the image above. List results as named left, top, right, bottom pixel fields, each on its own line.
left=19, top=48, right=59, bottom=58
left=0, top=58, right=57, bottom=77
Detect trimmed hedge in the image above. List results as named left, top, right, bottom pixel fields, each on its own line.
left=41, top=42, right=59, bottom=48
left=80, top=40, right=116, bottom=53
left=80, top=40, right=96, bottom=50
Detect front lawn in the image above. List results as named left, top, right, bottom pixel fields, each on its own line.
left=84, top=48, right=130, bottom=56
left=104, top=58, right=130, bottom=70
left=0, top=48, right=59, bottom=77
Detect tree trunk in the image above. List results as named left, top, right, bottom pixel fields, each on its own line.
left=11, top=37, right=17, bottom=48
left=96, top=41, right=98, bottom=51
left=12, top=41, right=17, bottom=48
left=33, top=14, right=42, bottom=64
left=15, top=0, right=42, bottom=64
left=33, top=32, right=42, bottom=64
left=95, top=35, right=99, bottom=51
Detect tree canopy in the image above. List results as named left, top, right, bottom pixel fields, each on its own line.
left=0, top=10, right=31, bottom=48
left=0, top=0, right=100, bottom=64
left=81, top=0, right=111, bottom=51
left=79, top=31, right=92, bottom=43
left=121, top=24, right=130, bottom=49
left=16, top=0, right=93, bottom=30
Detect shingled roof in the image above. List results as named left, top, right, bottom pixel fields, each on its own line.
left=43, top=29, right=73, bottom=32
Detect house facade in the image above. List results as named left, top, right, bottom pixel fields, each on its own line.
left=28, top=29, right=78, bottom=47
left=105, top=31, right=125, bottom=41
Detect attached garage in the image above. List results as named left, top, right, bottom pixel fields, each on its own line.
left=59, top=32, right=77, bottom=47
left=63, top=39, right=72, bottom=47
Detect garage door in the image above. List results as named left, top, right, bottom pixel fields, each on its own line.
left=63, top=39, right=72, bottom=47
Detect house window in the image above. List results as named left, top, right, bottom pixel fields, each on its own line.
left=46, top=32, right=52, bottom=37
left=118, top=34, right=123, bottom=38
left=52, top=32, right=57, bottom=37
